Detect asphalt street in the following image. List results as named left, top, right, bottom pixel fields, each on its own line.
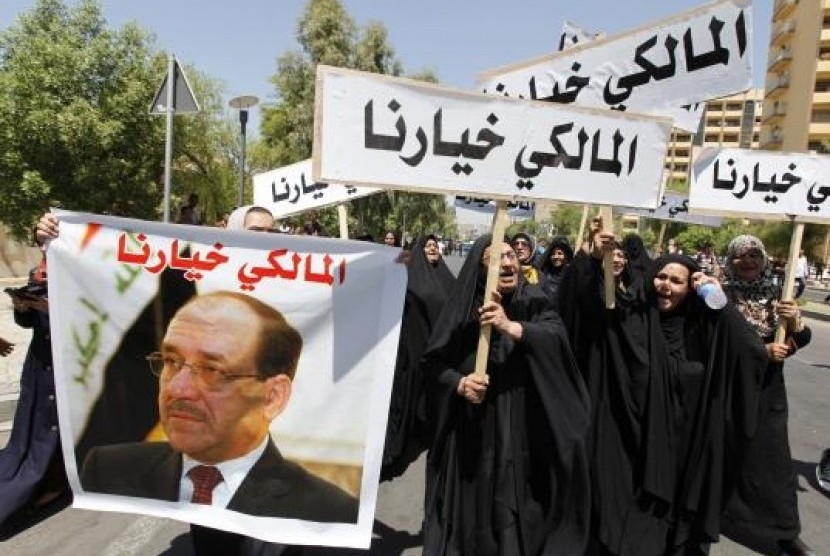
left=0, top=259, right=828, bottom=555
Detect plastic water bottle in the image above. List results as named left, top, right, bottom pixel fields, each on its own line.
left=697, top=283, right=727, bottom=310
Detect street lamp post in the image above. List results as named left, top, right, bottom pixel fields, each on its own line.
left=229, top=95, right=259, bottom=208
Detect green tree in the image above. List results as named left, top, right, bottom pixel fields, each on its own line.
left=251, top=0, right=452, bottom=239
left=0, top=0, right=240, bottom=237
left=0, top=0, right=164, bottom=239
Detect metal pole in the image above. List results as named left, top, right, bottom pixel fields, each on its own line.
left=162, top=55, right=175, bottom=223
left=237, top=109, right=248, bottom=207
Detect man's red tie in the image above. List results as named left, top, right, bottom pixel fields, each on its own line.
left=188, top=465, right=223, bottom=504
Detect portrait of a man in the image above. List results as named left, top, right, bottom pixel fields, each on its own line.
left=79, top=291, right=359, bottom=523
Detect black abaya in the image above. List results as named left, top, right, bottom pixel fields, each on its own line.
left=382, top=235, right=456, bottom=481
left=558, top=252, right=767, bottom=556
left=0, top=268, right=63, bottom=524
left=422, top=235, right=591, bottom=556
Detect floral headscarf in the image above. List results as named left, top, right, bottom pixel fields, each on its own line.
left=722, top=234, right=781, bottom=338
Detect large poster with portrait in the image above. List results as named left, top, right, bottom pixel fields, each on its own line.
left=46, top=209, right=406, bottom=548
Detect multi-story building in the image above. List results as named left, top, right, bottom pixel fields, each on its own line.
left=760, top=0, right=830, bottom=153
left=664, top=89, right=764, bottom=183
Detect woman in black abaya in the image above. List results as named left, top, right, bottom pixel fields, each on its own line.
left=0, top=259, right=67, bottom=525
left=381, top=234, right=456, bottom=481
left=537, top=235, right=573, bottom=310
left=422, top=235, right=591, bottom=556
left=558, top=220, right=767, bottom=556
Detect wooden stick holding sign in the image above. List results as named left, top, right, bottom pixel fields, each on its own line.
left=774, top=220, right=804, bottom=344
left=576, top=204, right=590, bottom=250
left=337, top=205, right=349, bottom=239
left=474, top=201, right=509, bottom=377
left=600, top=206, right=616, bottom=309
left=656, top=221, right=667, bottom=256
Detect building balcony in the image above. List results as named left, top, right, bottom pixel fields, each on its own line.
left=809, top=122, right=830, bottom=137
left=763, top=111, right=786, bottom=125
left=773, top=0, right=797, bottom=21
left=763, top=102, right=788, bottom=125
left=767, top=49, right=793, bottom=72
left=819, top=60, right=830, bottom=77
left=822, top=28, right=830, bottom=45
left=771, top=21, right=796, bottom=47
left=814, top=91, right=830, bottom=106
left=761, top=128, right=784, bottom=149
left=765, top=75, right=790, bottom=99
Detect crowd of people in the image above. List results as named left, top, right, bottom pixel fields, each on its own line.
left=0, top=203, right=825, bottom=556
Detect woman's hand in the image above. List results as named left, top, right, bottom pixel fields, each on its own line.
left=457, top=373, right=489, bottom=404
left=690, top=271, right=719, bottom=290
left=35, top=212, right=59, bottom=245
left=776, top=300, right=800, bottom=323
left=588, top=214, right=615, bottom=259
left=0, top=337, right=13, bottom=357
left=766, top=342, right=790, bottom=362
left=479, top=291, right=523, bottom=340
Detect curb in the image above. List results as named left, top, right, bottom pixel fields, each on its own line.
left=803, top=308, right=830, bottom=323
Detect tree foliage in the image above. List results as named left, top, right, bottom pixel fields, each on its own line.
left=251, top=0, right=452, bottom=240
left=0, top=0, right=164, bottom=238
left=0, top=0, right=240, bottom=238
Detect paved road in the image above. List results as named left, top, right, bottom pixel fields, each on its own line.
left=0, top=260, right=828, bottom=555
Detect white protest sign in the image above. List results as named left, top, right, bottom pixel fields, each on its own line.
left=558, top=20, right=605, bottom=51
left=253, top=158, right=379, bottom=218
left=454, top=196, right=536, bottom=218
left=48, top=210, right=405, bottom=548
left=479, top=0, right=751, bottom=132
left=313, top=65, right=671, bottom=209
left=690, top=148, right=830, bottom=223
left=614, top=191, right=724, bottom=226
left=556, top=18, right=705, bottom=132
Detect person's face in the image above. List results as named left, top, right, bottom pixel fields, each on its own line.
left=612, top=248, right=627, bottom=277
left=158, top=300, right=290, bottom=464
left=653, top=262, right=691, bottom=312
left=511, top=238, right=532, bottom=264
left=731, top=248, right=764, bottom=281
left=481, top=242, right=520, bottom=293
left=244, top=211, right=275, bottom=233
left=383, top=233, right=396, bottom=246
left=424, top=238, right=440, bottom=264
left=550, top=248, right=567, bottom=268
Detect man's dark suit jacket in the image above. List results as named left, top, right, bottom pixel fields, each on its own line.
left=80, top=439, right=358, bottom=523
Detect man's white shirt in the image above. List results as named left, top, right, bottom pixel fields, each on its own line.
left=179, top=435, right=269, bottom=507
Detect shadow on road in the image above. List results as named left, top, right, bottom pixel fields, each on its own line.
left=720, top=522, right=778, bottom=556
left=0, top=489, right=72, bottom=542
left=793, top=458, right=830, bottom=501
left=155, top=519, right=422, bottom=556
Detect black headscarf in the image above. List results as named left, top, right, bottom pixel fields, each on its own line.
left=406, top=234, right=455, bottom=324
left=621, top=233, right=652, bottom=280
left=422, top=234, right=591, bottom=556
left=538, top=235, right=574, bottom=275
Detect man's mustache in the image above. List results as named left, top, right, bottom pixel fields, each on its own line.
left=165, top=399, right=208, bottom=421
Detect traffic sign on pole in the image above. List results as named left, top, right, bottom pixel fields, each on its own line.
left=149, top=58, right=200, bottom=115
